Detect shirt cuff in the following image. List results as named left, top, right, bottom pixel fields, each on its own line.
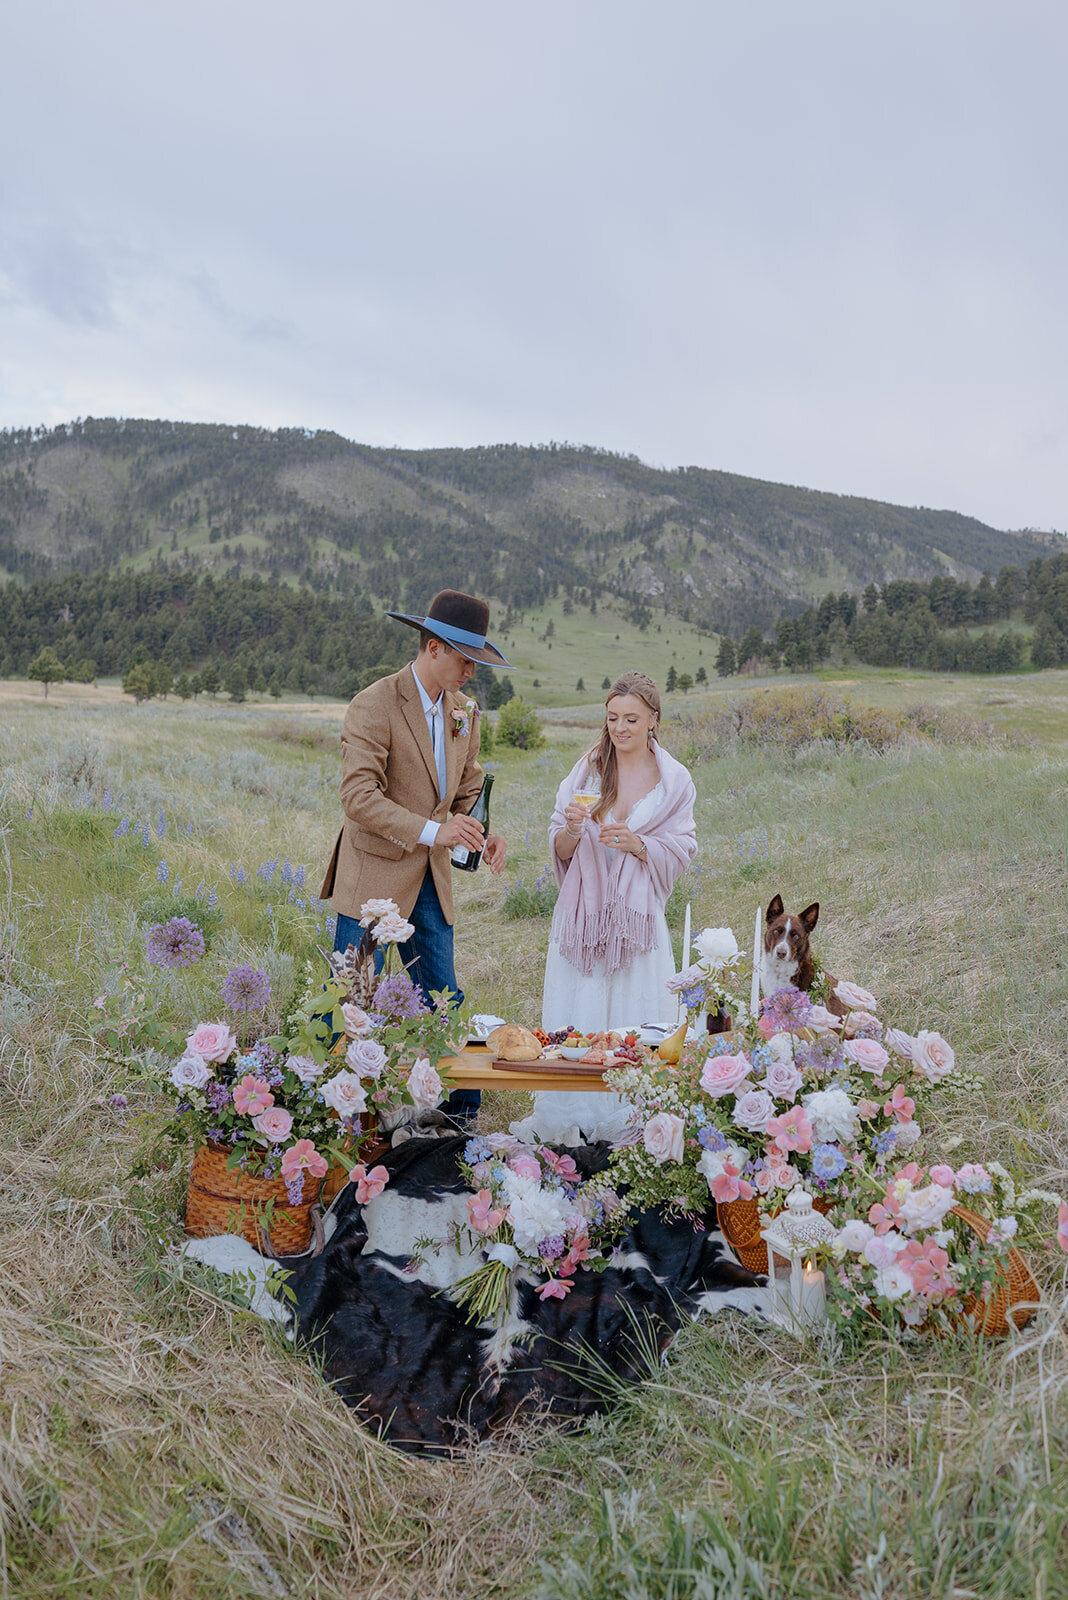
left=418, top=819, right=440, bottom=848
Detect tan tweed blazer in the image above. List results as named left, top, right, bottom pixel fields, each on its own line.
left=320, top=665, right=485, bottom=924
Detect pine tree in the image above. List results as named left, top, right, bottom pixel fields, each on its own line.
left=27, top=647, right=65, bottom=697
left=666, top=664, right=678, bottom=692
left=715, top=638, right=736, bottom=677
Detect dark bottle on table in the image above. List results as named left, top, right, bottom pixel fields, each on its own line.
left=451, top=774, right=494, bottom=872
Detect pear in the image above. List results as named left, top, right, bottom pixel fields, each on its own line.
left=657, top=1020, right=688, bottom=1064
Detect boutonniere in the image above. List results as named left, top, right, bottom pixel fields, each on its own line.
left=451, top=699, right=478, bottom=740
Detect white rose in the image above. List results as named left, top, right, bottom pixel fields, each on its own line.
left=406, top=1057, right=443, bottom=1109
left=372, top=912, right=416, bottom=945
left=912, top=1030, right=955, bottom=1084
left=359, top=898, right=399, bottom=925
left=837, top=1219, right=875, bottom=1252
left=884, top=1027, right=915, bottom=1057
left=341, top=1003, right=372, bottom=1038
left=346, top=1038, right=387, bottom=1079
left=894, top=1119, right=922, bottom=1150
left=287, top=1053, right=324, bottom=1084
left=732, top=1088, right=776, bottom=1134
left=872, top=1263, right=913, bottom=1302
left=170, top=1053, right=211, bottom=1090
left=898, top=1183, right=955, bottom=1233
left=806, top=1004, right=843, bottom=1032
left=692, top=926, right=741, bottom=968
left=319, top=1071, right=368, bottom=1119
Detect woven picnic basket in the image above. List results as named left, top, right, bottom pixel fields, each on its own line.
left=718, top=1194, right=835, bottom=1273
left=185, top=1143, right=323, bottom=1255
left=950, top=1204, right=1040, bottom=1336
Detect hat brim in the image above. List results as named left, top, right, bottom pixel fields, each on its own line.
left=385, top=611, right=510, bottom=667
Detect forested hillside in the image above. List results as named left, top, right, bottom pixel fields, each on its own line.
left=0, top=418, right=1058, bottom=636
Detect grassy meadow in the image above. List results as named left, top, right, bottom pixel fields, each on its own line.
left=2, top=667, right=1067, bottom=1600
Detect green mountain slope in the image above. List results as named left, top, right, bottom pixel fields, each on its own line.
left=0, top=418, right=1057, bottom=633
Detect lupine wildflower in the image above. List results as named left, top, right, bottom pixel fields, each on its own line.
left=156, top=859, right=169, bottom=884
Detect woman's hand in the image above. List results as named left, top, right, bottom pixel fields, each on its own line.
left=562, top=800, right=589, bottom=838
left=598, top=820, right=642, bottom=855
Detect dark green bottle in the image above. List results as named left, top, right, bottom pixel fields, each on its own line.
left=450, top=774, right=493, bottom=872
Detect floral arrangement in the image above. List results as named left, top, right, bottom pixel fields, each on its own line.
left=153, top=898, right=465, bottom=1193
left=448, top=1134, right=627, bottom=1322
left=665, top=925, right=750, bottom=1031
left=604, top=977, right=944, bottom=1220
left=451, top=697, right=478, bottom=740
left=826, top=1158, right=1063, bottom=1334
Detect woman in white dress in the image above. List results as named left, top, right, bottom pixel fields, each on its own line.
left=517, top=673, right=697, bottom=1144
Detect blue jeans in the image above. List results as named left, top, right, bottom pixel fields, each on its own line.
left=333, top=872, right=479, bottom=1123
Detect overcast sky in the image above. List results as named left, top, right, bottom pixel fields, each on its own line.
left=1, top=1, right=1065, bottom=533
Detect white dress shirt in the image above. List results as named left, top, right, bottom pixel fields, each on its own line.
left=411, top=664, right=445, bottom=847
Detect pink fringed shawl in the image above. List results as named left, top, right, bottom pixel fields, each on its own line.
left=548, top=745, right=697, bottom=978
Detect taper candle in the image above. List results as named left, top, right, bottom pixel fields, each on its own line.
left=750, top=906, right=762, bottom=1017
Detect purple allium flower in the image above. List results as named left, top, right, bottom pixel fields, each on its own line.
left=221, top=965, right=271, bottom=1012
left=760, top=985, right=813, bottom=1031
left=145, top=916, right=205, bottom=969
left=373, top=972, right=428, bottom=1020
left=539, top=1235, right=565, bottom=1262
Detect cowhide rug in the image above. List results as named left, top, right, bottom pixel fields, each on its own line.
left=184, top=1136, right=772, bottom=1456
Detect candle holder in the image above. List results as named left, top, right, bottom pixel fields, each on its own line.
left=759, top=1190, right=837, bottom=1335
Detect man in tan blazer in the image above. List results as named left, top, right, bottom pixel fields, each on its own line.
left=321, top=590, right=508, bottom=1119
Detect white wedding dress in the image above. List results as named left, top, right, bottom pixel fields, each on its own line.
left=512, top=783, right=676, bottom=1146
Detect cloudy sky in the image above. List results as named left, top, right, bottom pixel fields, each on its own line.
left=1, top=1, right=1065, bottom=532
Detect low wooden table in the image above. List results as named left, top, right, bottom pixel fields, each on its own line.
left=440, top=1043, right=611, bottom=1093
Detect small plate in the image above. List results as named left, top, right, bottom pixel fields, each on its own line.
left=469, top=1013, right=507, bottom=1042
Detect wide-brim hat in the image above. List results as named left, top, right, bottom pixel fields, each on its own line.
left=385, top=589, right=510, bottom=667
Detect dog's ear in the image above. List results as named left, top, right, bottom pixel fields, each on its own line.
left=765, top=894, right=784, bottom=923
left=799, top=902, right=820, bottom=933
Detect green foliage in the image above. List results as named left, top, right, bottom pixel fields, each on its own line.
left=496, top=696, right=547, bottom=750
left=121, top=662, right=152, bottom=702
left=502, top=867, right=558, bottom=919
left=715, top=637, right=736, bottom=677
left=138, top=893, right=224, bottom=946
left=27, top=645, right=64, bottom=695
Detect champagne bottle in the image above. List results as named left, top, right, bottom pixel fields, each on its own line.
left=451, top=774, right=493, bottom=872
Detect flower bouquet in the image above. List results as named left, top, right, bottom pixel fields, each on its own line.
left=826, top=1159, right=1056, bottom=1336
left=665, top=925, right=750, bottom=1034
left=446, top=1135, right=627, bottom=1324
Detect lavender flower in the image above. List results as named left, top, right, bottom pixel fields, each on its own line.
left=221, top=966, right=271, bottom=1012
left=205, top=1081, right=232, bottom=1112
left=145, top=916, right=205, bottom=969
left=373, top=972, right=428, bottom=1020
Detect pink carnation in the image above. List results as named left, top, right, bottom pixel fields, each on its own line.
left=699, top=1053, right=752, bottom=1098
left=232, top=1075, right=275, bottom=1116
left=185, top=1021, right=238, bottom=1063
left=280, top=1139, right=328, bottom=1182
left=252, top=1106, right=293, bottom=1142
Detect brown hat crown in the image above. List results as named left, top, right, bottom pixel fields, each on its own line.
left=385, top=589, right=509, bottom=667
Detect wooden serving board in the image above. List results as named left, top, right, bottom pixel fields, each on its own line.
left=490, top=1056, right=609, bottom=1076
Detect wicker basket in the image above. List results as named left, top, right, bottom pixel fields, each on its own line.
left=950, top=1204, right=1040, bottom=1336
left=185, top=1143, right=323, bottom=1255
left=718, top=1194, right=834, bottom=1274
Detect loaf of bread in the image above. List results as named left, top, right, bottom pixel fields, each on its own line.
left=486, top=1023, right=542, bottom=1061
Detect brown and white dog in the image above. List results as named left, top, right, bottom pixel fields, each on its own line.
left=759, top=894, right=845, bottom=1015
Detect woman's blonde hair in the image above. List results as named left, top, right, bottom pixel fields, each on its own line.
left=587, top=671, right=660, bottom=822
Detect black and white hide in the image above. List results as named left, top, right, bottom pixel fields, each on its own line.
left=185, top=1136, right=771, bottom=1457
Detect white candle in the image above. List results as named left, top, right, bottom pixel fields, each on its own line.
left=750, top=906, right=762, bottom=1018
left=799, top=1261, right=826, bottom=1329
left=679, top=901, right=692, bottom=1023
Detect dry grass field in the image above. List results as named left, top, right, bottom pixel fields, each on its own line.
left=2, top=668, right=1067, bottom=1599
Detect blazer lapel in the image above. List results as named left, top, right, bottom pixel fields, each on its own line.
left=398, top=668, right=440, bottom=794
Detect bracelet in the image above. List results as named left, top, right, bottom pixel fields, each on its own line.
left=636, top=836, right=647, bottom=858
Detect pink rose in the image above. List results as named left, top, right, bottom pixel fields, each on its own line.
left=844, top=1010, right=882, bottom=1039
left=185, top=1021, right=238, bottom=1063
left=837, top=1219, right=875, bottom=1252
left=806, top=1003, right=843, bottom=1032
left=770, top=1162, right=799, bottom=1190
left=349, top=1163, right=389, bottom=1204
left=507, top=1151, right=543, bottom=1182
left=253, top=1106, right=294, bottom=1143
left=372, top=912, right=416, bottom=945
left=287, top=1054, right=324, bottom=1084
left=280, top=1138, right=328, bottom=1182
left=341, top=1003, right=372, bottom=1038
left=699, top=1053, right=752, bottom=1098
left=731, top=1088, right=776, bottom=1134
left=643, top=1112, right=686, bottom=1165
left=844, top=1038, right=891, bottom=1077
left=359, top=898, right=399, bottom=925
left=346, top=1039, right=387, bottom=1079
left=407, top=1057, right=443, bottom=1109
left=753, top=1164, right=778, bottom=1194
left=319, top=1071, right=368, bottom=1119
left=864, top=1231, right=907, bottom=1269
left=911, top=1030, right=955, bottom=1084
left=884, top=1027, right=915, bottom=1057
left=759, top=1057, right=803, bottom=1102
left=929, top=1164, right=956, bottom=1188
left=833, top=981, right=878, bottom=1011
left=232, top=1075, right=274, bottom=1116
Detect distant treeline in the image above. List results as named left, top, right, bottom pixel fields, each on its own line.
left=2, top=569, right=409, bottom=697
left=715, top=554, right=1068, bottom=675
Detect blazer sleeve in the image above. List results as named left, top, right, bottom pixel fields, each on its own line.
left=338, top=689, right=431, bottom=852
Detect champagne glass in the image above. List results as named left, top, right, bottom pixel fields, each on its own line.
left=572, top=776, right=600, bottom=825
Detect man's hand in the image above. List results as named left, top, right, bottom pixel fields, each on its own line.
left=482, top=832, right=507, bottom=874
left=436, top=813, right=486, bottom=853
